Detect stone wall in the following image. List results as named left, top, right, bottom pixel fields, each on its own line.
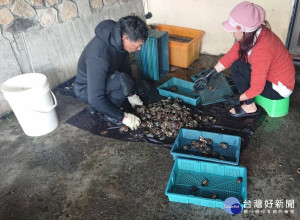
left=0, top=0, right=126, bottom=29
left=0, top=0, right=145, bottom=116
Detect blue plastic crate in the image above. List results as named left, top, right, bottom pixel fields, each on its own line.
left=157, top=77, right=200, bottom=106
left=135, top=30, right=169, bottom=81
left=171, top=128, right=241, bottom=165
left=165, top=158, right=247, bottom=209
left=191, top=70, right=234, bottom=105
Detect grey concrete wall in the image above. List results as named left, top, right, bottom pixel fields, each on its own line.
left=0, top=0, right=145, bottom=116
left=0, top=34, right=23, bottom=115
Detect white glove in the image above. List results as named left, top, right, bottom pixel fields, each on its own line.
left=122, top=113, right=141, bottom=130
left=127, top=94, right=143, bottom=108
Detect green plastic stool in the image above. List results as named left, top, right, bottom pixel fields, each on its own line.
left=254, top=95, right=290, bottom=117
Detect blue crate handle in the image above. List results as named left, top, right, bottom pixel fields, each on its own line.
left=191, top=69, right=210, bottom=82
left=170, top=174, right=175, bottom=185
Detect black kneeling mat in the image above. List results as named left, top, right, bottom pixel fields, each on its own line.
left=62, top=77, right=265, bottom=149
left=66, top=107, right=175, bottom=148
left=66, top=96, right=265, bottom=149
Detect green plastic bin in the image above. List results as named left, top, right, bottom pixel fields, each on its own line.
left=254, top=95, right=289, bottom=117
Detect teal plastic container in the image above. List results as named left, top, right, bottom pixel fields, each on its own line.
left=135, top=30, right=169, bottom=81
left=157, top=77, right=201, bottom=106
left=171, top=128, right=241, bottom=165
left=165, top=158, right=247, bottom=209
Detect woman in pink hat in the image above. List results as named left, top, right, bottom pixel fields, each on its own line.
left=194, top=1, right=295, bottom=117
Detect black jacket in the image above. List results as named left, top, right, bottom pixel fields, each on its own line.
left=75, top=20, right=132, bottom=120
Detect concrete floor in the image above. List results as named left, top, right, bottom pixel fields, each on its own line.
left=0, top=54, right=299, bottom=220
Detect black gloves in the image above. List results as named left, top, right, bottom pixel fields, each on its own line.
left=193, top=68, right=218, bottom=92
left=224, top=96, right=240, bottom=109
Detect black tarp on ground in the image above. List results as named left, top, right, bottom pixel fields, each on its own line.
left=61, top=78, right=265, bottom=149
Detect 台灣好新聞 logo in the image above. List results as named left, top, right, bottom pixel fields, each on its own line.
left=224, top=197, right=242, bottom=214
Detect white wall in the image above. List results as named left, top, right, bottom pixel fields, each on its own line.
left=145, top=0, right=294, bottom=55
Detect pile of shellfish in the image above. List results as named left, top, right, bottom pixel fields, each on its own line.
left=182, top=135, right=229, bottom=159
left=128, top=97, right=216, bottom=140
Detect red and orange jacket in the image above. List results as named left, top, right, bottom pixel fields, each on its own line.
left=219, top=26, right=295, bottom=98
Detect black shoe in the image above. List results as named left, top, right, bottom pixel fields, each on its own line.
left=85, top=106, right=98, bottom=115
left=103, top=115, right=123, bottom=126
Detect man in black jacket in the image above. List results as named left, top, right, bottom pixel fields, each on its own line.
left=74, top=15, right=148, bottom=130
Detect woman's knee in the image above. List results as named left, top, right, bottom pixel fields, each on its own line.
left=230, top=60, right=252, bottom=82
left=230, top=60, right=243, bottom=78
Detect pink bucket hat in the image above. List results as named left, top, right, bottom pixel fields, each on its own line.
left=222, top=1, right=265, bottom=33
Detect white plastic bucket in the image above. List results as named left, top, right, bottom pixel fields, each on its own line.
left=1, top=73, right=59, bottom=137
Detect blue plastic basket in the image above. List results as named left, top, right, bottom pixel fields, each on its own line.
left=157, top=77, right=201, bottom=106
left=135, top=30, right=169, bottom=81
left=191, top=70, right=234, bottom=105
left=165, top=158, right=247, bottom=209
left=171, top=128, right=241, bottom=165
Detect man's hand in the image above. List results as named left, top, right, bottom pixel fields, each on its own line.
left=127, top=94, right=143, bottom=109
left=224, top=96, right=240, bottom=109
left=122, top=113, right=141, bottom=130
left=193, top=68, right=218, bottom=92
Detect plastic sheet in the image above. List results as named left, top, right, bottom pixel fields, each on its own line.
left=65, top=80, right=263, bottom=149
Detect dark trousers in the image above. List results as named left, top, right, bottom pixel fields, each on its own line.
left=75, top=71, right=134, bottom=107
left=74, top=71, right=151, bottom=108
left=230, top=60, right=284, bottom=105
